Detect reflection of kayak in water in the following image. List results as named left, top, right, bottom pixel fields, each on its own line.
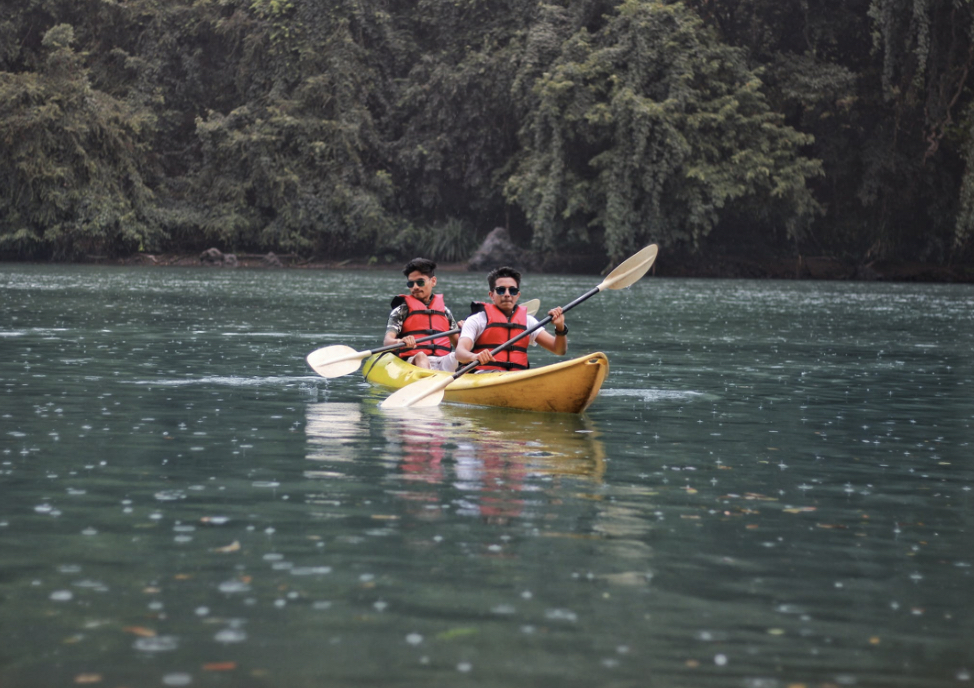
left=303, top=401, right=606, bottom=483
left=361, top=352, right=609, bottom=414
left=377, top=403, right=607, bottom=484
left=443, top=405, right=606, bottom=482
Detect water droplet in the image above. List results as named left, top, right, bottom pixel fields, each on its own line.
left=134, top=635, right=178, bottom=652
left=214, top=628, right=247, bottom=643
left=218, top=579, right=251, bottom=594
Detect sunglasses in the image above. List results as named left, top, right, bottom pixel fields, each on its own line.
left=406, top=279, right=427, bottom=288
left=493, top=286, right=520, bottom=295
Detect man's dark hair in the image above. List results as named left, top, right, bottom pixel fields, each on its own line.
left=403, top=258, right=436, bottom=277
left=487, top=266, right=521, bottom=291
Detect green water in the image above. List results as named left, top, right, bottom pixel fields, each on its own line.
left=1, top=264, right=972, bottom=688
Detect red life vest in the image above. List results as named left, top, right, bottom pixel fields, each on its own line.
left=392, top=293, right=452, bottom=359
left=471, top=302, right=529, bottom=371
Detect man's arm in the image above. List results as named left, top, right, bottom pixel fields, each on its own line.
left=534, top=307, right=567, bottom=355
left=455, top=313, right=490, bottom=364
left=444, top=305, right=462, bottom=348
left=383, top=305, right=416, bottom=348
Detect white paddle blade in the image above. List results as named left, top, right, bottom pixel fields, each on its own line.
left=380, top=375, right=450, bottom=409
left=522, top=298, right=541, bottom=316
left=306, top=345, right=367, bottom=378
left=600, top=244, right=658, bottom=291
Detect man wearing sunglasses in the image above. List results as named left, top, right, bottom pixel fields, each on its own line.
left=456, top=266, right=567, bottom=371
left=384, top=258, right=462, bottom=371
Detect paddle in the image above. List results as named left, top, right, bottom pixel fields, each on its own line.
left=306, top=299, right=541, bottom=378
left=379, top=244, right=659, bottom=409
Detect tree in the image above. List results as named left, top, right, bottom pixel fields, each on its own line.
left=0, top=24, right=161, bottom=259
left=506, top=0, right=822, bottom=263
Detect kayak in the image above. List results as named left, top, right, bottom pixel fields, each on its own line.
left=361, top=352, right=609, bottom=414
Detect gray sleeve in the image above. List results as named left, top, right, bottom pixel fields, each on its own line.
left=386, top=304, right=407, bottom=334
left=443, top=305, right=459, bottom=329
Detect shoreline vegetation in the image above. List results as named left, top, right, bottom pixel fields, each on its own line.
left=20, top=248, right=969, bottom=283
left=3, top=2, right=974, bottom=274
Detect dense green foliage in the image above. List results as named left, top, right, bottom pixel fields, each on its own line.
left=1, top=0, right=972, bottom=266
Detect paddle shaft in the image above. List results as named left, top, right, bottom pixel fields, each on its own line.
left=372, top=328, right=459, bottom=356
left=450, top=286, right=600, bottom=380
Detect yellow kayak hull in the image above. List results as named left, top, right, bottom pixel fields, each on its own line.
left=362, top=352, right=609, bottom=414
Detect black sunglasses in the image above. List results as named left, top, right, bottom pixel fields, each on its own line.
left=406, top=279, right=427, bottom=288
left=493, top=286, right=519, bottom=295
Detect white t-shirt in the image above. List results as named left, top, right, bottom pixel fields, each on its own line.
left=459, top=311, right=543, bottom=348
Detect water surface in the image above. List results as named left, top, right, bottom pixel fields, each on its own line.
left=1, top=265, right=972, bottom=687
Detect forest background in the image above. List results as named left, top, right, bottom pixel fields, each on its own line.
left=2, top=0, right=974, bottom=279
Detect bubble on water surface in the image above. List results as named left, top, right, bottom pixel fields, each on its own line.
left=406, top=633, right=423, bottom=645
left=491, top=604, right=516, bottom=615
left=34, top=503, right=53, bottom=514
left=457, top=663, right=472, bottom=673
left=155, top=490, right=186, bottom=501
left=74, top=580, right=109, bottom=592
left=544, top=609, right=577, bottom=622
left=162, top=673, right=192, bottom=686
left=714, top=654, right=728, bottom=666
left=134, top=635, right=178, bottom=652
left=50, top=590, right=73, bottom=601
left=202, top=515, right=230, bottom=525
left=218, top=579, right=251, bottom=594
left=290, top=566, right=332, bottom=576
left=599, top=388, right=704, bottom=402
left=215, top=628, right=247, bottom=643
left=81, top=527, right=97, bottom=536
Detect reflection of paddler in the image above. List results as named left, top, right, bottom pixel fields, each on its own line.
left=304, top=403, right=364, bottom=468
left=376, top=404, right=606, bottom=522
left=394, top=410, right=450, bottom=485
left=441, top=406, right=606, bottom=483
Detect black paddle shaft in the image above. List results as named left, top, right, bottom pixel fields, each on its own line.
left=369, top=328, right=460, bottom=356
left=451, top=286, right=600, bottom=379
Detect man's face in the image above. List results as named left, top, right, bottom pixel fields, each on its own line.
left=406, top=270, right=435, bottom=302
left=489, top=276, right=520, bottom=314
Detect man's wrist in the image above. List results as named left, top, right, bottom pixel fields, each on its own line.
left=554, top=324, right=568, bottom=336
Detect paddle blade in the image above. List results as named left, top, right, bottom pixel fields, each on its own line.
left=306, top=345, right=367, bottom=378
left=379, top=375, right=450, bottom=409
left=522, top=298, right=541, bottom=316
left=600, top=244, right=658, bottom=291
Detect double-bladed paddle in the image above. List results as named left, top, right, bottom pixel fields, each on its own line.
left=379, top=244, right=658, bottom=409
left=306, top=299, right=541, bottom=378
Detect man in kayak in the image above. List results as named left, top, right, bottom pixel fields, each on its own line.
left=456, top=266, right=567, bottom=370
left=384, top=258, right=462, bottom=371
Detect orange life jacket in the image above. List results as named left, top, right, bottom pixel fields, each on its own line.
left=392, top=293, right=452, bottom=359
left=470, top=302, right=529, bottom=371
